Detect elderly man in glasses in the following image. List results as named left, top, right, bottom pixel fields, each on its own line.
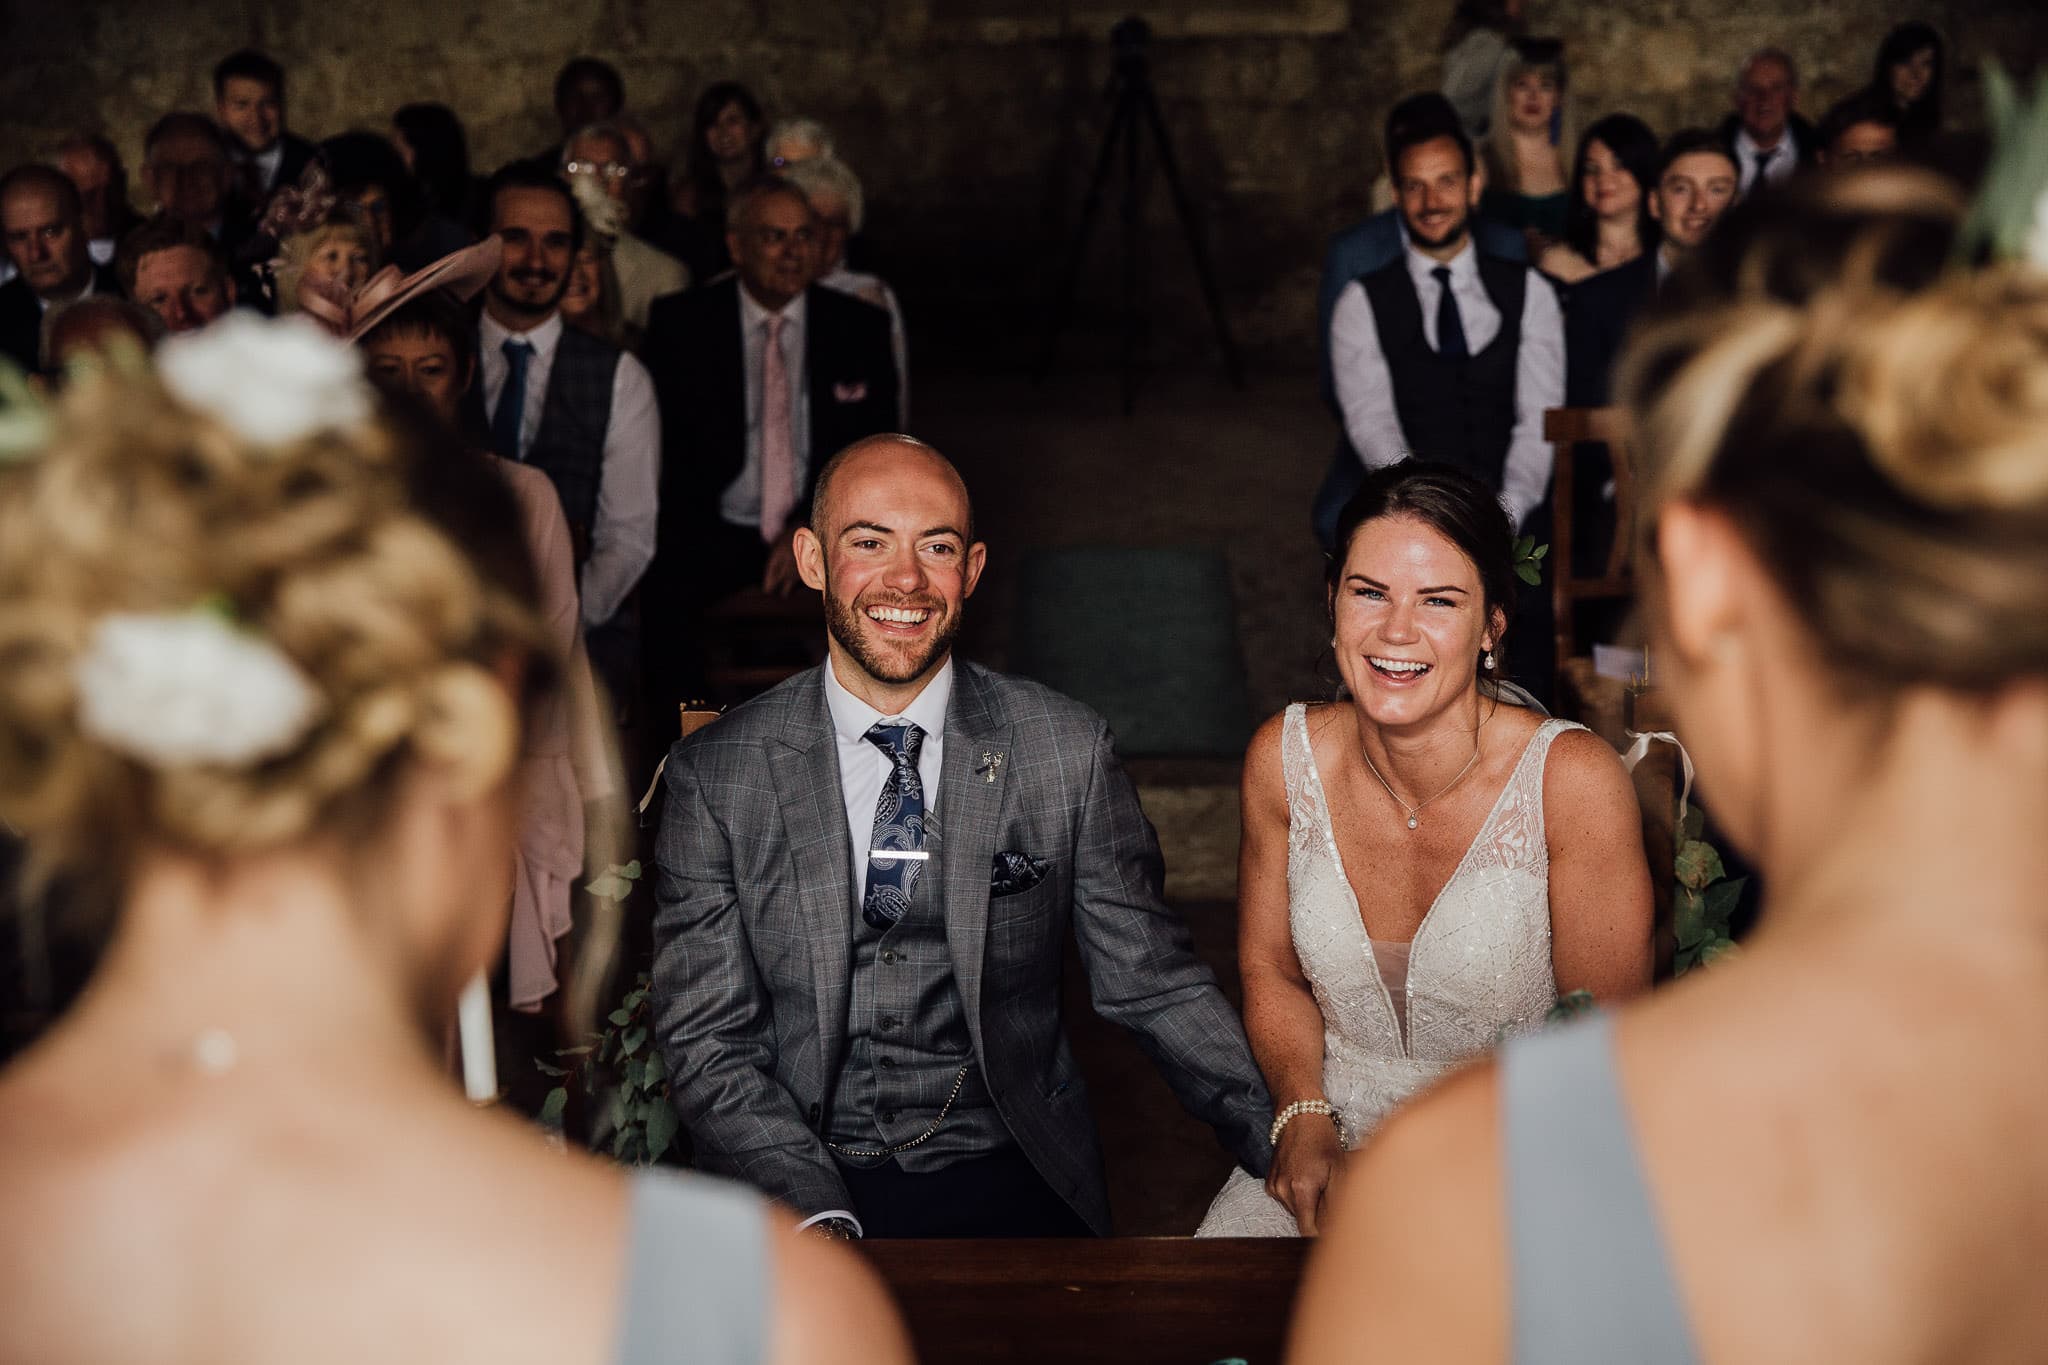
left=561, top=121, right=687, bottom=334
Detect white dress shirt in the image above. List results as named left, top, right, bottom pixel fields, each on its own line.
left=1328, top=236, right=1564, bottom=530
left=479, top=309, right=661, bottom=627
left=823, top=653, right=952, bottom=909
left=1732, top=126, right=1799, bottom=196
left=719, top=287, right=812, bottom=531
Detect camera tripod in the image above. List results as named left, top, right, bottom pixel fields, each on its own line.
left=1035, top=16, right=1245, bottom=412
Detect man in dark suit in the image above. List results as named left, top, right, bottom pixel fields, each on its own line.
left=0, top=165, right=120, bottom=374
left=213, top=50, right=318, bottom=209
left=651, top=435, right=1273, bottom=1238
left=639, top=175, right=900, bottom=712
left=1716, top=47, right=1819, bottom=199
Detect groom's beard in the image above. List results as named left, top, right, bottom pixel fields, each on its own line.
left=823, top=577, right=963, bottom=686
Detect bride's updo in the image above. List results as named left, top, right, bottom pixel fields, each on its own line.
left=1620, top=166, right=2048, bottom=692
left=0, top=317, right=549, bottom=896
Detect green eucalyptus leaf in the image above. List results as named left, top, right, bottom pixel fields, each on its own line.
left=533, top=1059, right=569, bottom=1078
left=622, top=1025, right=648, bottom=1056
left=1674, top=839, right=1725, bottom=891
left=644, top=1049, right=666, bottom=1082
left=1674, top=886, right=1709, bottom=950
left=645, top=1101, right=679, bottom=1162
left=538, top=1087, right=568, bottom=1128
left=1678, top=805, right=1706, bottom=843
left=1516, top=564, right=1541, bottom=586
left=1697, top=937, right=1740, bottom=966
left=607, top=1008, right=632, bottom=1027
left=587, top=872, right=631, bottom=900
left=1546, top=989, right=1596, bottom=1024
left=1531, top=544, right=1548, bottom=560
left=1702, top=877, right=1747, bottom=933
left=621, top=859, right=643, bottom=880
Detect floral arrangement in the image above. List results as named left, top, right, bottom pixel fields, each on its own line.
left=1672, top=806, right=1744, bottom=973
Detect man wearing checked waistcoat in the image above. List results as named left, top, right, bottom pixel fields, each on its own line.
left=650, top=434, right=1274, bottom=1238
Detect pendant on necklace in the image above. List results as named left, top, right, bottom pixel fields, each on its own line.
left=1407, top=816, right=1419, bottom=830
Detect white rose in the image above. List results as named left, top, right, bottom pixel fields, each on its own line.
left=2029, top=186, right=2048, bottom=274
left=156, top=313, right=374, bottom=448
left=75, top=610, right=323, bottom=767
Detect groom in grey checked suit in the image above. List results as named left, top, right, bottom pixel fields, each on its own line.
left=651, top=434, right=1273, bottom=1238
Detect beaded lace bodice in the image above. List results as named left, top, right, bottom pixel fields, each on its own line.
left=1197, top=704, right=1574, bottom=1237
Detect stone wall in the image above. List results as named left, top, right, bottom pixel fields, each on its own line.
left=3, top=0, right=2040, bottom=360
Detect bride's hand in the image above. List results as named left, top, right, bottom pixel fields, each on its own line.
left=1266, top=1112, right=1344, bottom=1236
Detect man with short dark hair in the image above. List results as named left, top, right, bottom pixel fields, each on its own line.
left=639, top=176, right=901, bottom=713
left=650, top=434, right=1273, bottom=1240
left=1718, top=48, right=1818, bottom=196
left=1326, top=119, right=1563, bottom=535
left=212, top=49, right=318, bottom=202
left=1566, top=130, right=1740, bottom=407
left=474, top=161, right=658, bottom=688
left=554, top=57, right=624, bottom=144
left=0, top=165, right=118, bottom=373
left=116, top=217, right=238, bottom=335
left=1817, top=91, right=1900, bottom=166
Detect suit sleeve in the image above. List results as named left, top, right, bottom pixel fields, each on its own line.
left=650, top=750, right=853, bottom=1217
left=1066, top=719, right=1277, bottom=1176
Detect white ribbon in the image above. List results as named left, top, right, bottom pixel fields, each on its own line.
left=1621, top=729, right=1696, bottom=823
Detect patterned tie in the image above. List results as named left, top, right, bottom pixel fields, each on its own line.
left=1432, top=265, right=1468, bottom=360
left=862, top=722, right=927, bottom=931
left=492, top=338, right=534, bottom=461
left=759, top=313, right=795, bottom=543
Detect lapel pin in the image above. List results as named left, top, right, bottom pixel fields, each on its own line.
left=976, top=750, right=1006, bottom=784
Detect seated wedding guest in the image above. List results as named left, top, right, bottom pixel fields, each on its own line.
left=670, top=81, right=767, bottom=281
left=782, top=156, right=909, bottom=419
left=554, top=56, right=625, bottom=149
left=562, top=235, right=627, bottom=348
left=321, top=131, right=470, bottom=274
left=393, top=102, right=483, bottom=234
left=1325, top=116, right=1563, bottom=536
left=766, top=117, right=835, bottom=170
left=357, top=274, right=618, bottom=1013
left=1718, top=47, right=1815, bottom=198
left=212, top=49, right=318, bottom=207
left=1872, top=21, right=1944, bottom=145
left=1478, top=38, right=1572, bottom=252
left=0, top=315, right=907, bottom=1365
left=1439, top=0, right=1523, bottom=139
left=1199, top=462, right=1651, bottom=1238
left=117, top=217, right=239, bottom=334
left=652, top=434, right=1274, bottom=1239
left=41, top=295, right=163, bottom=381
left=561, top=122, right=687, bottom=337
left=1565, top=129, right=1738, bottom=407
left=638, top=176, right=897, bottom=713
left=1536, top=113, right=1659, bottom=286
left=474, top=160, right=657, bottom=706
left=1290, top=163, right=2044, bottom=1365
left=1313, top=92, right=1525, bottom=547
left=141, top=112, right=243, bottom=242
left=260, top=174, right=379, bottom=328
left=1817, top=89, right=1900, bottom=166
left=610, top=113, right=671, bottom=244
left=53, top=134, right=142, bottom=269
left=1, top=165, right=119, bottom=374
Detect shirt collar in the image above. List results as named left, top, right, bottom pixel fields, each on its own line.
left=480, top=308, right=563, bottom=360
left=739, top=282, right=807, bottom=334
left=824, top=654, right=954, bottom=750
left=1733, top=125, right=1786, bottom=159
left=1404, top=234, right=1475, bottom=285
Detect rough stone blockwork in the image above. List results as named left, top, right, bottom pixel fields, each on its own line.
left=1, top=0, right=2039, bottom=358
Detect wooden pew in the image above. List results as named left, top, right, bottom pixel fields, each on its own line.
left=864, top=1237, right=1309, bottom=1364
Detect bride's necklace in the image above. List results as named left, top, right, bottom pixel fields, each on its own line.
left=1361, top=736, right=1482, bottom=831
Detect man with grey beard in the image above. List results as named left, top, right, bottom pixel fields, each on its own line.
left=650, top=434, right=1274, bottom=1240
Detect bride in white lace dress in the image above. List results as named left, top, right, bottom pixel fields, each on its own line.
left=1198, top=464, right=1654, bottom=1237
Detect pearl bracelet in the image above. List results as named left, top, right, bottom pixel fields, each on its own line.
left=1270, top=1098, right=1348, bottom=1148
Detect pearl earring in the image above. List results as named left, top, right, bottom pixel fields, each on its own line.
left=1484, top=650, right=1496, bottom=671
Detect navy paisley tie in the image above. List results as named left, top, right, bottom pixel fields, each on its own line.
left=862, top=722, right=927, bottom=930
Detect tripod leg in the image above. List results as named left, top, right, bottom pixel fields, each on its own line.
left=1035, top=87, right=1135, bottom=383
left=1136, top=84, right=1245, bottom=390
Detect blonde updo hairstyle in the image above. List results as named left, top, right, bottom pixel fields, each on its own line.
left=0, top=361, right=551, bottom=907
left=274, top=208, right=381, bottom=315
left=1620, top=166, right=2048, bottom=696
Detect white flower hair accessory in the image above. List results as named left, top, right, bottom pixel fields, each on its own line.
left=75, top=602, right=323, bottom=768
left=156, top=312, right=374, bottom=448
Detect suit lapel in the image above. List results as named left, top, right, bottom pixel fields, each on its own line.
left=938, top=663, right=1011, bottom=1057
left=766, top=669, right=856, bottom=1076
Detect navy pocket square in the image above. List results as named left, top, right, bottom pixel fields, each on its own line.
left=990, top=851, right=1049, bottom=897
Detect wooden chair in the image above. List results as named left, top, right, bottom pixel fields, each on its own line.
left=1543, top=406, right=1638, bottom=717
left=701, top=587, right=826, bottom=706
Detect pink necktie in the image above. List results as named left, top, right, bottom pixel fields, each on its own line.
left=759, top=314, right=795, bottom=543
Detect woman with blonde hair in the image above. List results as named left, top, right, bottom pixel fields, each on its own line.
left=1479, top=38, right=1572, bottom=253
left=0, top=315, right=909, bottom=1364
left=260, top=166, right=379, bottom=332
left=1291, top=165, right=2048, bottom=1360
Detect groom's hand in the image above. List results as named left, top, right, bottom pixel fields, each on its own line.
left=1267, top=1114, right=1344, bottom=1236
